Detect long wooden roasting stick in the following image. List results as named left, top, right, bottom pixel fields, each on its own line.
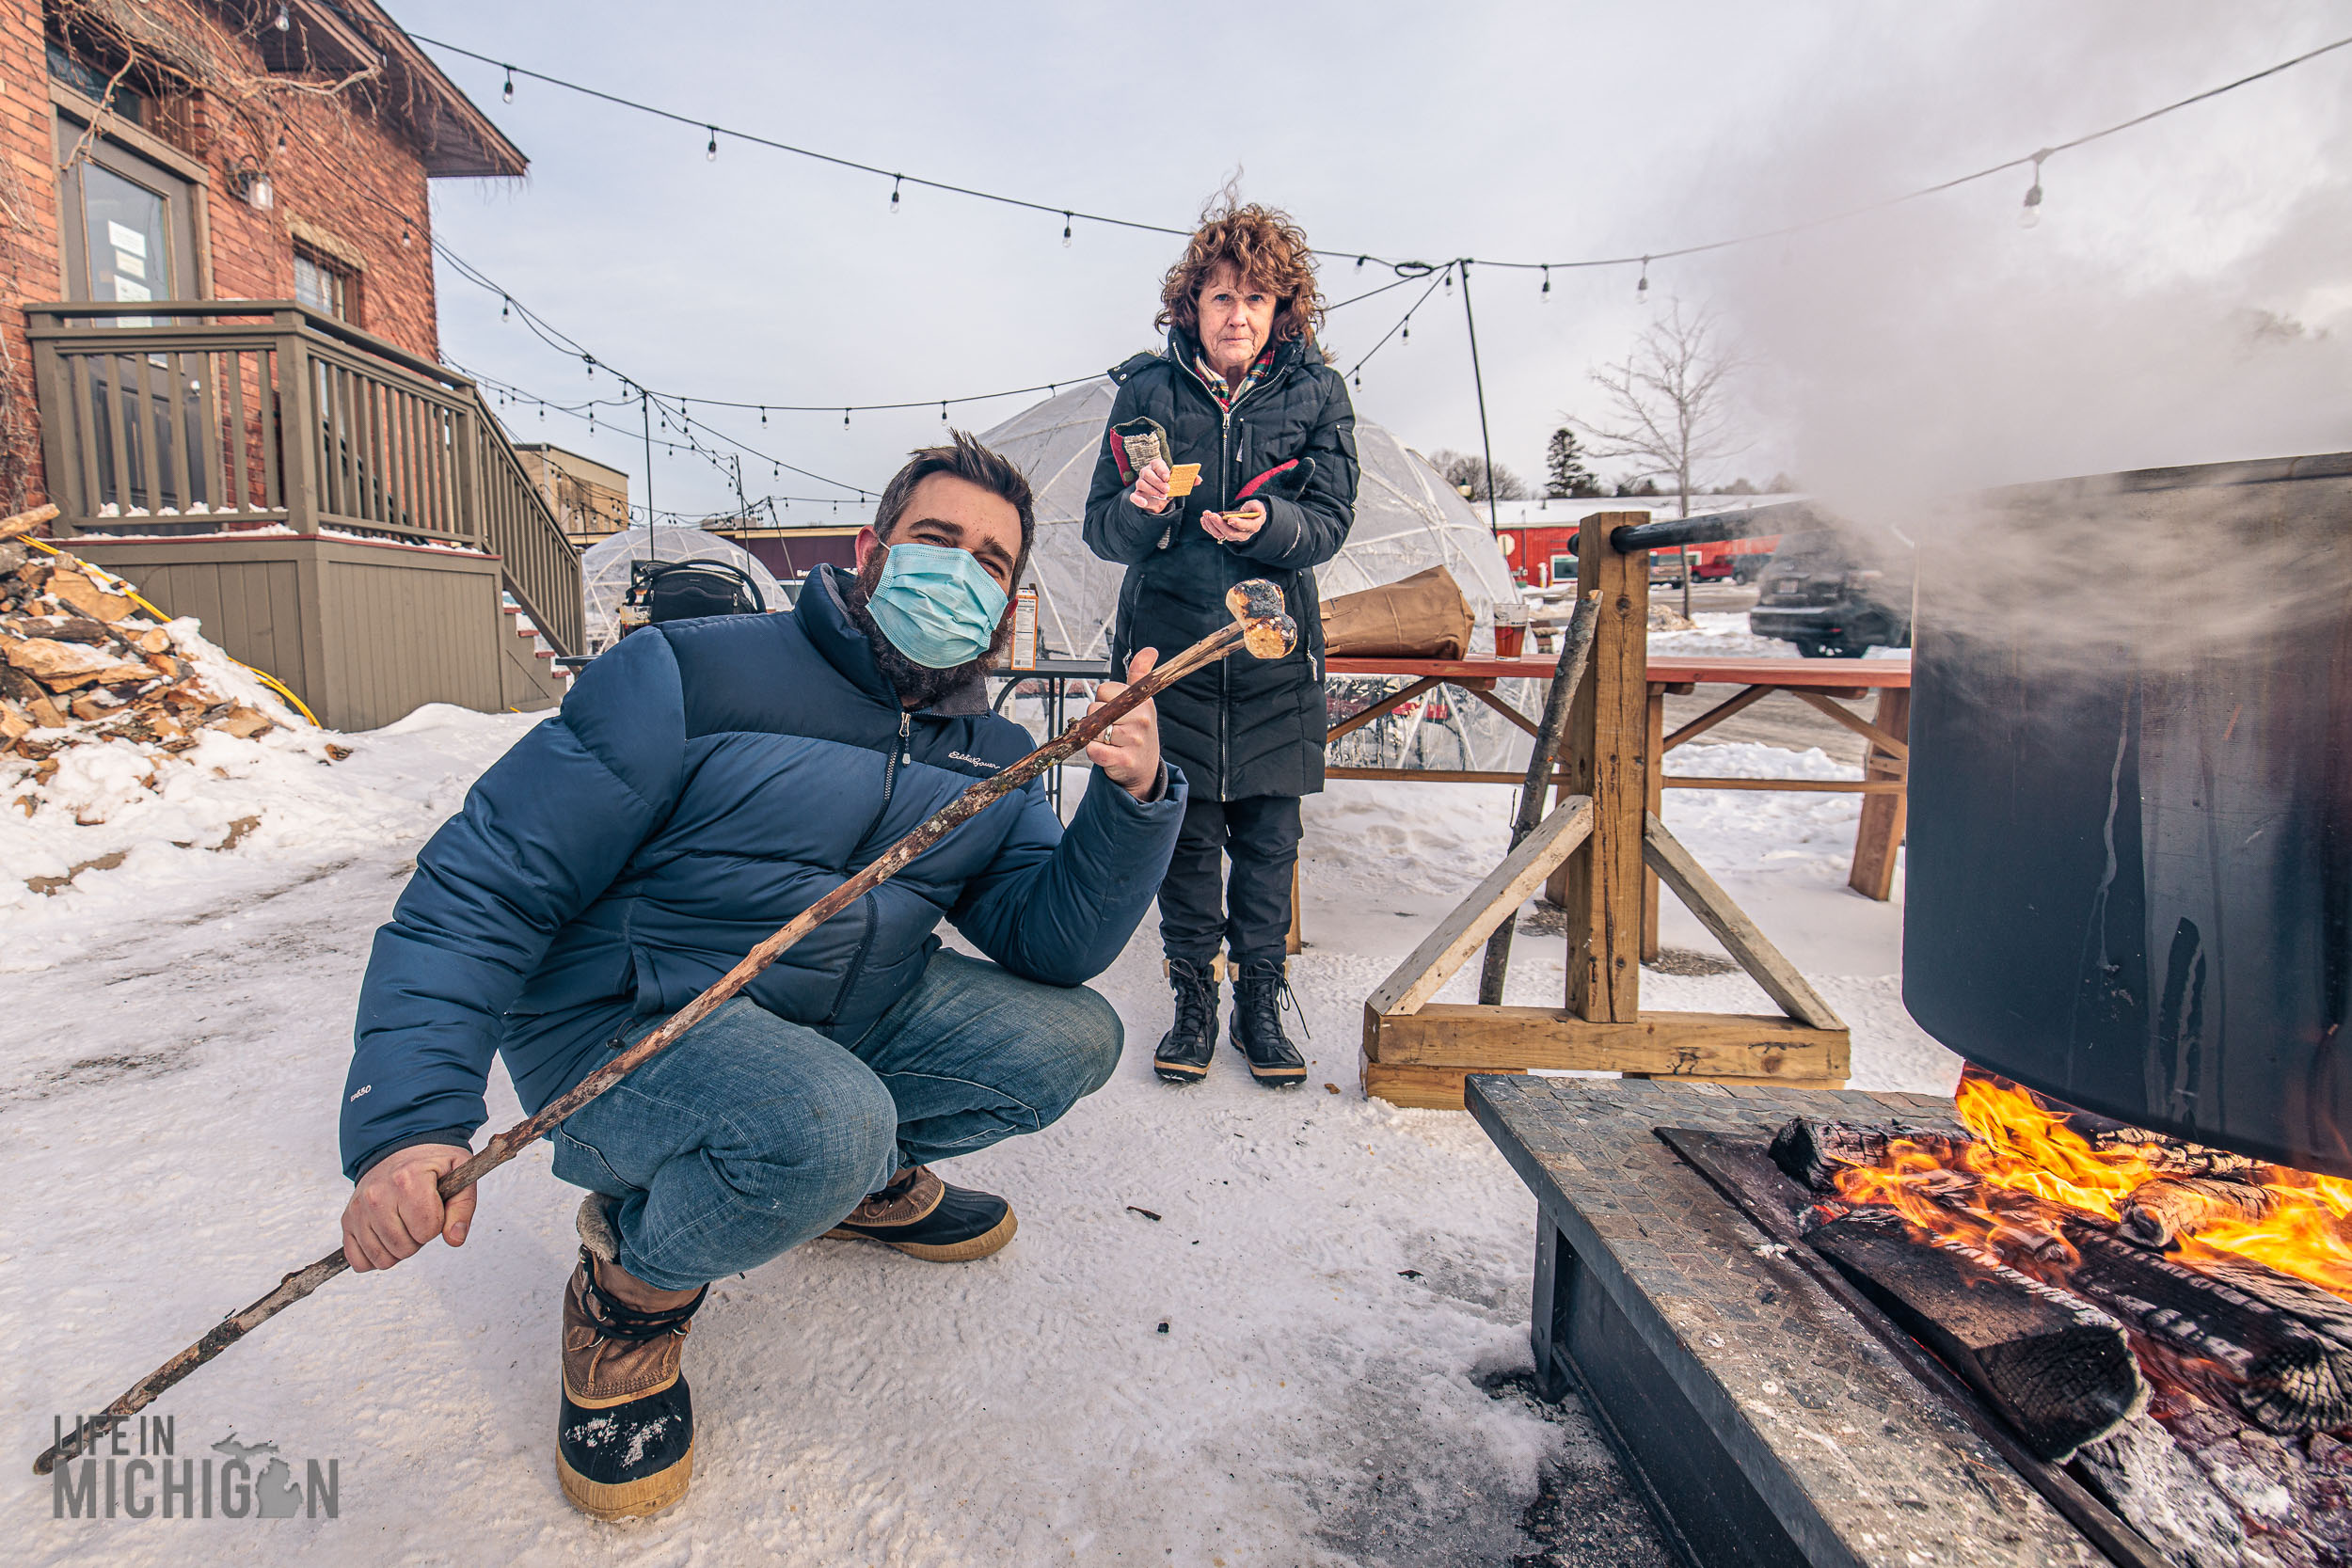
left=34, top=578, right=1299, bottom=1476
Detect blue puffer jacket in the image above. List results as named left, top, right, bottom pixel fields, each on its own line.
left=340, top=565, right=1187, bottom=1180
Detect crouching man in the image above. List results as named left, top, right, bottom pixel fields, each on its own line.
left=335, top=435, right=1183, bottom=1520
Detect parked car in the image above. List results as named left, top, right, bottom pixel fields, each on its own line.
left=1747, top=527, right=1915, bottom=657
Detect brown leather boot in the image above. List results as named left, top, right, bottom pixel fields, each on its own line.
left=823, top=1165, right=1018, bottom=1262
left=557, top=1196, right=706, bottom=1520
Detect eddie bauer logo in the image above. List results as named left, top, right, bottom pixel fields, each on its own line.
left=49, top=1415, right=340, bottom=1521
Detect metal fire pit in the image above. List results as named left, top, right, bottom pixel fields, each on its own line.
left=1469, top=1075, right=2119, bottom=1568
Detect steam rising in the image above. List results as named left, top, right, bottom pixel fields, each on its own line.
left=1684, top=6, right=2352, bottom=520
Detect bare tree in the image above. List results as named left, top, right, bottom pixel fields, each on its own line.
left=1571, top=302, right=1746, bottom=521
left=1425, top=448, right=1531, bottom=501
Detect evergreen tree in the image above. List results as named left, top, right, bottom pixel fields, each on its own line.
left=1543, top=428, right=1598, bottom=499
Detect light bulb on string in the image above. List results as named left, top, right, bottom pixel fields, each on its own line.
left=1356, top=255, right=1366, bottom=270
left=1061, top=213, right=1073, bottom=247
left=1541, top=266, right=1550, bottom=303
left=401, top=218, right=412, bottom=247
left=843, top=408, right=850, bottom=428
left=706, top=128, right=719, bottom=162
left=2019, top=150, right=2049, bottom=230
left=940, top=402, right=947, bottom=422
left=1635, top=257, right=1649, bottom=304
left=1402, top=319, right=1410, bottom=343
left=277, top=131, right=287, bottom=154
left=1443, top=269, right=1453, bottom=295
left=274, top=1, right=290, bottom=31
left=1353, top=372, right=1361, bottom=389
left=501, top=67, right=514, bottom=103
left=890, top=176, right=902, bottom=214
left=758, top=406, right=767, bottom=425
left=501, top=295, right=510, bottom=320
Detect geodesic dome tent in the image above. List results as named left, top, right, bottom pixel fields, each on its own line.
left=580, top=527, right=787, bottom=652
left=978, top=378, right=1519, bottom=663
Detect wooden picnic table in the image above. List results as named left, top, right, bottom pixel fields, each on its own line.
left=1323, top=653, right=1912, bottom=949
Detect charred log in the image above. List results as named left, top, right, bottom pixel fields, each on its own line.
left=2120, top=1179, right=2277, bottom=1249
left=1802, top=1205, right=2146, bottom=1460
left=1974, top=1190, right=2352, bottom=1436
left=2072, top=1415, right=2249, bottom=1568
left=1961, top=1069, right=2263, bottom=1179
left=1767, top=1117, right=1978, bottom=1192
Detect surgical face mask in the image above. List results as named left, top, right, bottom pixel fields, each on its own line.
left=862, top=542, right=1009, bottom=669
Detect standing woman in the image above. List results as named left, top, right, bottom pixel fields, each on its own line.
left=1084, top=201, right=1359, bottom=1087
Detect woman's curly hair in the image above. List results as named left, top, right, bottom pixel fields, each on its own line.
left=1155, top=198, right=1326, bottom=346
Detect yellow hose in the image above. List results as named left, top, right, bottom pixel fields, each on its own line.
left=19, top=536, right=323, bottom=727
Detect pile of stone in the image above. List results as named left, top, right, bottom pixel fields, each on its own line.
left=1, top=507, right=308, bottom=796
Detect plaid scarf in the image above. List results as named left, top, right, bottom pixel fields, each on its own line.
left=1192, top=345, right=1276, bottom=412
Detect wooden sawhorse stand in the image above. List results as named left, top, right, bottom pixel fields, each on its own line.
left=1360, top=514, right=1851, bottom=1109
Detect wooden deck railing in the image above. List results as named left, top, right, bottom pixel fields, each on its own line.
left=26, top=301, right=582, bottom=655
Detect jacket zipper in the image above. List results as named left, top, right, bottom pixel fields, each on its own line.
left=831, top=710, right=913, bottom=1024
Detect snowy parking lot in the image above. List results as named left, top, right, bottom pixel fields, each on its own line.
left=6, top=690, right=1953, bottom=1566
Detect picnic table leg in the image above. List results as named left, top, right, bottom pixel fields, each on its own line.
left=1531, top=1208, right=1576, bottom=1402
left=1642, top=689, right=1663, bottom=961
left=1847, top=688, right=1911, bottom=900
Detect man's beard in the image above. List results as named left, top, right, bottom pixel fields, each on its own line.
left=841, top=547, right=1015, bottom=710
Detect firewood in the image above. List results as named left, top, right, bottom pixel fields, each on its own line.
left=1803, top=1204, right=2146, bottom=1460
left=2072, top=1414, right=2250, bottom=1567
left=0, top=700, right=26, bottom=742
left=1768, top=1116, right=1979, bottom=1192
left=1971, top=1189, right=2352, bottom=1435
left=46, top=569, right=135, bottom=624
left=1963, top=1070, right=2262, bottom=1179
left=0, top=502, right=58, bottom=542
left=2120, top=1178, right=2277, bottom=1249
left=216, top=705, right=275, bottom=739
left=44, top=616, right=115, bottom=645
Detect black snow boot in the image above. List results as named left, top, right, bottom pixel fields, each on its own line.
left=1230, top=958, right=1308, bottom=1086
left=559, top=1196, right=707, bottom=1520
left=1153, top=957, right=1219, bottom=1084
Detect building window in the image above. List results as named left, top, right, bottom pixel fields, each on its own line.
left=294, top=249, right=356, bottom=323
left=47, top=39, right=147, bottom=126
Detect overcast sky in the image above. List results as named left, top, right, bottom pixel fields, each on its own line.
left=404, top=1, right=2352, bottom=524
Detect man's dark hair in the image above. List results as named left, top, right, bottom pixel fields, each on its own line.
left=872, top=431, right=1037, bottom=579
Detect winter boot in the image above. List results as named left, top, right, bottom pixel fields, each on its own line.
left=1152, top=956, right=1219, bottom=1084
left=824, top=1164, right=1017, bottom=1261
left=558, top=1196, right=706, bottom=1521
left=1230, top=958, right=1309, bottom=1086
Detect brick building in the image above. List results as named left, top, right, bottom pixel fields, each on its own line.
left=0, top=1, right=585, bottom=728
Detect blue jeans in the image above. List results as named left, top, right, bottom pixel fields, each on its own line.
left=549, top=950, right=1122, bottom=1291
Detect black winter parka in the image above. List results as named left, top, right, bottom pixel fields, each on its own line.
left=1082, top=328, right=1359, bottom=800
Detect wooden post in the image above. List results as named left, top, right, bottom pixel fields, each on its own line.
left=1562, top=516, right=1648, bottom=1023
left=1287, top=862, right=1304, bottom=956
left=277, top=313, right=321, bottom=536
left=1847, top=688, right=1911, bottom=900
left=1642, top=687, right=1664, bottom=961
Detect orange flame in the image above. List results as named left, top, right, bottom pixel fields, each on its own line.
left=1899, top=1077, right=2352, bottom=1299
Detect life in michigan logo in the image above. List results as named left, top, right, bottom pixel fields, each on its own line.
left=49, top=1415, right=340, bottom=1521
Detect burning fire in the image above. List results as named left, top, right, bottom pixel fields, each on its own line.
left=1830, top=1076, right=2352, bottom=1301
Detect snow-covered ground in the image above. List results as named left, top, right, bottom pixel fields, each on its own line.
left=4, top=698, right=1951, bottom=1566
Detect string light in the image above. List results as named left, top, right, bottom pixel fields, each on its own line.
left=501, top=66, right=514, bottom=103
left=842, top=408, right=850, bottom=427
left=2019, top=150, right=2049, bottom=229
left=1635, top=256, right=1649, bottom=303
left=1061, top=213, right=1073, bottom=247
left=501, top=295, right=510, bottom=319
left=940, top=402, right=947, bottom=421
left=1540, top=265, right=1550, bottom=302
left=1356, top=255, right=1366, bottom=269
left=706, top=127, right=719, bottom=162
left=758, top=406, right=767, bottom=424
left=274, top=1, right=290, bottom=31
left=890, top=176, right=901, bottom=214
left=400, top=218, right=412, bottom=246
left=414, top=30, right=2352, bottom=285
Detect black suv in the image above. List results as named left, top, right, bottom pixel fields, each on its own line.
left=1747, top=527, right=1914, bottom=657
